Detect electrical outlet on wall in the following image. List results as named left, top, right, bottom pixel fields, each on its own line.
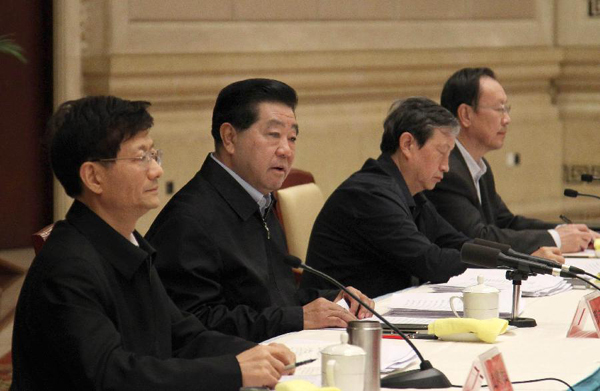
left=166, top=181, right=175, bottom=195
left=505, top=152, right=520, bottom=167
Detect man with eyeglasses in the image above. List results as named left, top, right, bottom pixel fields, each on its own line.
left=425, top=67, right=598, bottom=254
left=11, top=96, right=294, bottom=390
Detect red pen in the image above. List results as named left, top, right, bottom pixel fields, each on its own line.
left=382, top=334, right=404, bottom=340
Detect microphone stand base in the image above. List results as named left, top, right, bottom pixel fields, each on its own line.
left=381, top=361, right=451, bottom=389
left=505, top=317, right=537, bottom=328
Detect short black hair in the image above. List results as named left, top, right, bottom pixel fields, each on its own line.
left=440, top=67, right=496, bottom=117
left=49, top=95, right=153, bottom=197
left=380, top=97, right=459, bottom=154
left=211, top=78, right=298, bottom=147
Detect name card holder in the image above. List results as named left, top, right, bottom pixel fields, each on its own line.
left=566, top=291, right=600, bottom=338
left=463, top=347, right=513, bottom=391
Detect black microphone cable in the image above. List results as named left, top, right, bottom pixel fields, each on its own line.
left=282, top=254, right=452, bottom=388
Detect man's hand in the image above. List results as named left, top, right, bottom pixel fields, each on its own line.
left=237, top=343, right=295, bottom=389
left=303, top=297, right=357, bottom=329
left=531, top=246, right=565, bottom=264
left=556, top=224, right=593, bottom=253
left=334, top=286, right=374, bottom=319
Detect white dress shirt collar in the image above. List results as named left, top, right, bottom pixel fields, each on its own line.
left=210, top=153, right=272, bottom=215
left=455, top=140, right=488, bottom=203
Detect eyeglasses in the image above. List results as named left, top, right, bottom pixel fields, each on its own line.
left=91, top=149, right=163, bottom=167
left=476, top=104, right=511, bottom=115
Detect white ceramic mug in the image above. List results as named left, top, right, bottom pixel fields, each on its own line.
left=321, top=332, right=366, bottom=391
left=449, top=276, right=500, bottom=320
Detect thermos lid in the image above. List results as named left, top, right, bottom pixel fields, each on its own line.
left=347, top=319, right=381, bottom=330
left=321, top=332, right=366, bottom=356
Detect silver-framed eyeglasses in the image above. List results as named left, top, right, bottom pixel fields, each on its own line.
left=91, top=149, right=163, bottom=167
left=477, top=104, right=511, bottom=115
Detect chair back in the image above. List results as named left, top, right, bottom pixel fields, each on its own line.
left=275, top=183, right=325, bottom=262
left=274, top=168, right=315, bottom=226
left=32, top=223, right=54, bottom=255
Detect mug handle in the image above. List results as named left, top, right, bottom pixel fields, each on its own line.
left=325, top=359, right=336, bottom=387
left=449, top=296, right=463, bottom=318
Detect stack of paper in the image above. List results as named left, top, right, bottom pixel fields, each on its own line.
left=430, top=268, right=571, bottom=297
left=384, top=290, right=521, bottom=319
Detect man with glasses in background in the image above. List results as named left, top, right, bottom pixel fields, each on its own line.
left=425, top=67, right=598, bottom=255
left=11, top=95, right=294, bottom=390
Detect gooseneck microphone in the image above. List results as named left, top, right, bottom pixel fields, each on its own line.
left=461, top=243, right=600, bottom=292
left=581, top=174, right=600, bottom=182
left=283, top=255, right=451, bottom=389
left=564, top=188, right=600, bottom=200
left=461, top=243, right=574, bottom=277
left=473, top=238, right=589, bottom=277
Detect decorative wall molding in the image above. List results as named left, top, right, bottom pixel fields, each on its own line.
left=83, top=47, right=563, bottom=107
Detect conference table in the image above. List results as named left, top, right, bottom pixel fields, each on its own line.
left=274, top=282, right=599, bottom=390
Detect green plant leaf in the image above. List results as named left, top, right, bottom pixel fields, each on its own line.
left=0, top=34, right=27, bottom=63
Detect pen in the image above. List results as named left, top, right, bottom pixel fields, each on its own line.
left=383, top=333, right=438, bottom=340
left=560, top=214, right=573, bottom=224
left=283, top=358, right=317, bottom=371
left=408, top=333, right=438, bottom=340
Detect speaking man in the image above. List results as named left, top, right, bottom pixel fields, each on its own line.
left=146, top=78, right=372, bottom=343
left=11, top=96, right=294, bottom=390
left=425, top=67, right=598, bottom=254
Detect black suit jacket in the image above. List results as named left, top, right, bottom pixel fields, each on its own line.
left=425, top=148, right=555, bottom=254
left=301, top=154, right=469, bottom=298
left=12, top=201, right=253, bottom=390
left=146, top=155, right=329, bottom=342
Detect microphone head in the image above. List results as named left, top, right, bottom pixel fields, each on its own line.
left=460, top=243, right=501, bottom=268
left=283, top=254, right=303, bottom=268
left=473, top=238, right=511, bottom=255
left=581, top=174, right=594, bottom=182
left=564, top=188, right=579, bottom=198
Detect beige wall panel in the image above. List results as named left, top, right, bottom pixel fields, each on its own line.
left=129, top=0, right=234, bottom=21
left=393, top=0, right=536, bottom=21
left=234, top=0, right=319, bottom=20
left=465, top=0, right=536, bottom=20
left=318, top=0, right=396, bottom=20
left=115, top=20, right=553, bottom=54
left=97, top=0, right=554, bottom=54
left=557, top=0, right=600, bottom=46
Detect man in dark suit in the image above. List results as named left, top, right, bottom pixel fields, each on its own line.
left=146, top=79, right=372, bottom=343
left=302, top=97, right=471, bottom=298
left=11, top=96, right=294, bottom=390
left=426, top=67, right=597, bottom=254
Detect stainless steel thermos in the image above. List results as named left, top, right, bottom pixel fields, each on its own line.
left=347, top=320, right=381, bottom=391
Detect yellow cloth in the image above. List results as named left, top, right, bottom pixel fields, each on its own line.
left=594, top=238, right=600, bottom=259
left=275, top=379, right=340, bottom=391
left=428, top=318, right=509, bottom=343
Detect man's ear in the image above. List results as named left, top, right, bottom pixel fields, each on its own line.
left=219, top=123, right=237, bottom=155
left=398, top=132, right=416, bottom=159
left=456, top=103, right=471, bottom=129
left=79, top=162, right=104, bottom=195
